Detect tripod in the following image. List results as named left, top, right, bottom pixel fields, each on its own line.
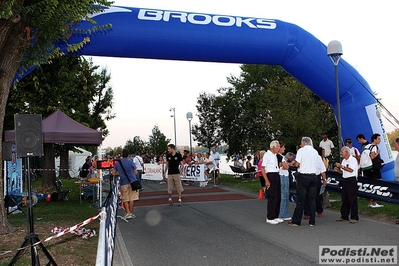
left=8, top=157, right=57, bottom=266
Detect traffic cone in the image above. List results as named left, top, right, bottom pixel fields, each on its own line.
left=258, top=189, right=264, bottom=200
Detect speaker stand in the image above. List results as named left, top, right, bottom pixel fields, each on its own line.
left=8, top=158, right=57, bottom=266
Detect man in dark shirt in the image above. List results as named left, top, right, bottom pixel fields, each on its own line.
left=79, top=157, right=91, bottom=179
left=163, top=144, right=185, bottom=206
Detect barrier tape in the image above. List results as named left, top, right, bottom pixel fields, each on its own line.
left=0, top=210, right=105, bottom=256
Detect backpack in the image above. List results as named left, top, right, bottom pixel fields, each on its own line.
left=359, top=145, right=373, bottom=171
left=360, top=144, right=384, bottom=171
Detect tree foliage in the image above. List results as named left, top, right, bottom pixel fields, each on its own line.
left=5, top=55, right=114, bottom=187
left=191, top=93, right=222, bottom=151
left=194, top=65, right=337, bottom=156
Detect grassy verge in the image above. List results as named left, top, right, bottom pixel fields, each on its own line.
left=219, top=173, right=399, bottom=222
left=0, top=178, right=100, bottom=266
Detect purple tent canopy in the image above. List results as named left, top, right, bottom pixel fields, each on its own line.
left=4, top=110, right=102, bottom=145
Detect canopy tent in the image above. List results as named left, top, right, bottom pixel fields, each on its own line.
left=4, top=110, right=102, bottom=145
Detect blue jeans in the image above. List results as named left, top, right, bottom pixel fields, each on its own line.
left=279, top=175, right=290, bottom=219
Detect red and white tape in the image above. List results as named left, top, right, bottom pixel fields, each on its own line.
left=0, top=210, right=105, bottom=256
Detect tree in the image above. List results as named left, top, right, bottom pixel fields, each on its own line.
left=207, top=64, right=336, bottom=155
left=191, top=93, right=222, bottom=151
left=148, top=125, right=170, bottom=157
left=0, top=1, right=111, bottom=234
left=5, top=55, right=114, bottom=187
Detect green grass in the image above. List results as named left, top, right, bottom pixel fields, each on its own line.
left=219, top=173, right=399, bottom=221
left=0, top=178, right=100, bottom=266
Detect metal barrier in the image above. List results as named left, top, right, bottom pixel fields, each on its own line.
left=95, top=176, right=120, bottom=265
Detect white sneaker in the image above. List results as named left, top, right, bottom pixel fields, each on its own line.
left=371, top=203, right=384, bottom=208
left=266, top=219, right=279, bottom=225
left=283, top=217, right=292, bottom=221
left=274, top=218, right=284, bottom=223
left=127, top=213, right=136, bottom=219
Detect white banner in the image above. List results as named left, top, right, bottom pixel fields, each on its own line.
left=142, top=163, right=208, bottom=181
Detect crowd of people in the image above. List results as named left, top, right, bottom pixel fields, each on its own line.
left=260, top=131, right=398, bottom=226
left=82, top=146, right=222, bottom=218
left=79, top=131, right=398, bottom=224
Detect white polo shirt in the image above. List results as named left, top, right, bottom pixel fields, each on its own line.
left=341, top=155, right=359, bottom=178
left=261, top=150, right=279, bottom=173
left=319, top=139, right=334, bottom=156
left=296, top=145, right=320, bottom=174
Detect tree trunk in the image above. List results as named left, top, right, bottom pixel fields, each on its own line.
left=59, top=145, right=71, bottom=179
left=41, top=144, right=56, bottom=190
left=0, top=14, right=30, bottom=234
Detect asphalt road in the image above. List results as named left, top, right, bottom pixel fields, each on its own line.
left=113, top=182, right=399, bottom=266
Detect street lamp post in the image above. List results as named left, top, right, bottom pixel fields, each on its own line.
left=170, top=107, right=177, bottom=146
left=186, top=112, right=193, bottom=154
left=327, top=40, right=343, bottom=150
left=152, top=128, right=156, bottom=157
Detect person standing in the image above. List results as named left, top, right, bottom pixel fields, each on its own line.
left=112, top=149, right=139, bottom=219
left=289, top=137, right=326, bottom=227
left=334, top=146, right=359, bottom=223
left=133, top=152, right=145, bottom=189
left=163, top=144, right=185, bottom=206
left=345, top=138, right=360, bottom=163
left=358, top=133, right=384, bottom=208
left=261, top=140, right=282, bottom=225
left=319, top=132, right=335, bottom=169
left=277, top=144, right=291, bottom=221
left=211, top=148, right=221, bottom=181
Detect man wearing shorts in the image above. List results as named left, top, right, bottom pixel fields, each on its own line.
left=112, top=149, right=139, bottom=219
left=163, top=144, right=185, bottom=206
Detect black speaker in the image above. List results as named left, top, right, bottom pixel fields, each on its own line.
left=14, top=114, right=44, bottom=157
left=2, top=141, right=12, bottom=161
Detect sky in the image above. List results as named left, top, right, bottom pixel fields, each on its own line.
left=92, top=0, right=398, bottom=149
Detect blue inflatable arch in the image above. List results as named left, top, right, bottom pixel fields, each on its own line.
left=70, top=6, right=394, bottom=180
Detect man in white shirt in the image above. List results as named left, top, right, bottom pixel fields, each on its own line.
left=261, top=140, right=282, bottom=225
left=211, top=148, right=221, bottom=181
left=289, top=137, right=326, bottom=227
left=319, top=132, right=335, bottom=168
left=345, top=138, right=360, bottom=163
left=133, top=152, right=145, bottom=189
left=334, top=146, right=359, bottom=223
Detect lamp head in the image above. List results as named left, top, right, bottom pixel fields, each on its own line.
left=327, top=40, right=343, bottom=56
left=186, top=111, right=193, bottom=121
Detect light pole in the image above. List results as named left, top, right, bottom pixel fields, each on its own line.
left=170, top=107, right=177, bottom=146
left=327, top=40, right=343, bottom=150
left=152, top=128, right=156, bottom=157
left=186, top=112, right=193, bottom=155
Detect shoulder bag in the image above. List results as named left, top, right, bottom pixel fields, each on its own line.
left=118, top=159, right=142, bottom=191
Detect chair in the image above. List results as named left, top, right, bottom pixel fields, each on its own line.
left=55, top=180, right=71, bottom=201
left=229, top=165, right=257, bottom=178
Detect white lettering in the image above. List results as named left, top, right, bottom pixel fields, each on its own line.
left=256, top=18, right=277, bottom=29
left=213, top=15, right=235, bottom=27
left=187, top=14, right=212, bottom=25
left=138, top=9, right=163, bottom=21
left=138, top=9, right=277, bottom=30
left=163, top=11, right=187, bottom=23
left=236, top=17, right=257, bottom=28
